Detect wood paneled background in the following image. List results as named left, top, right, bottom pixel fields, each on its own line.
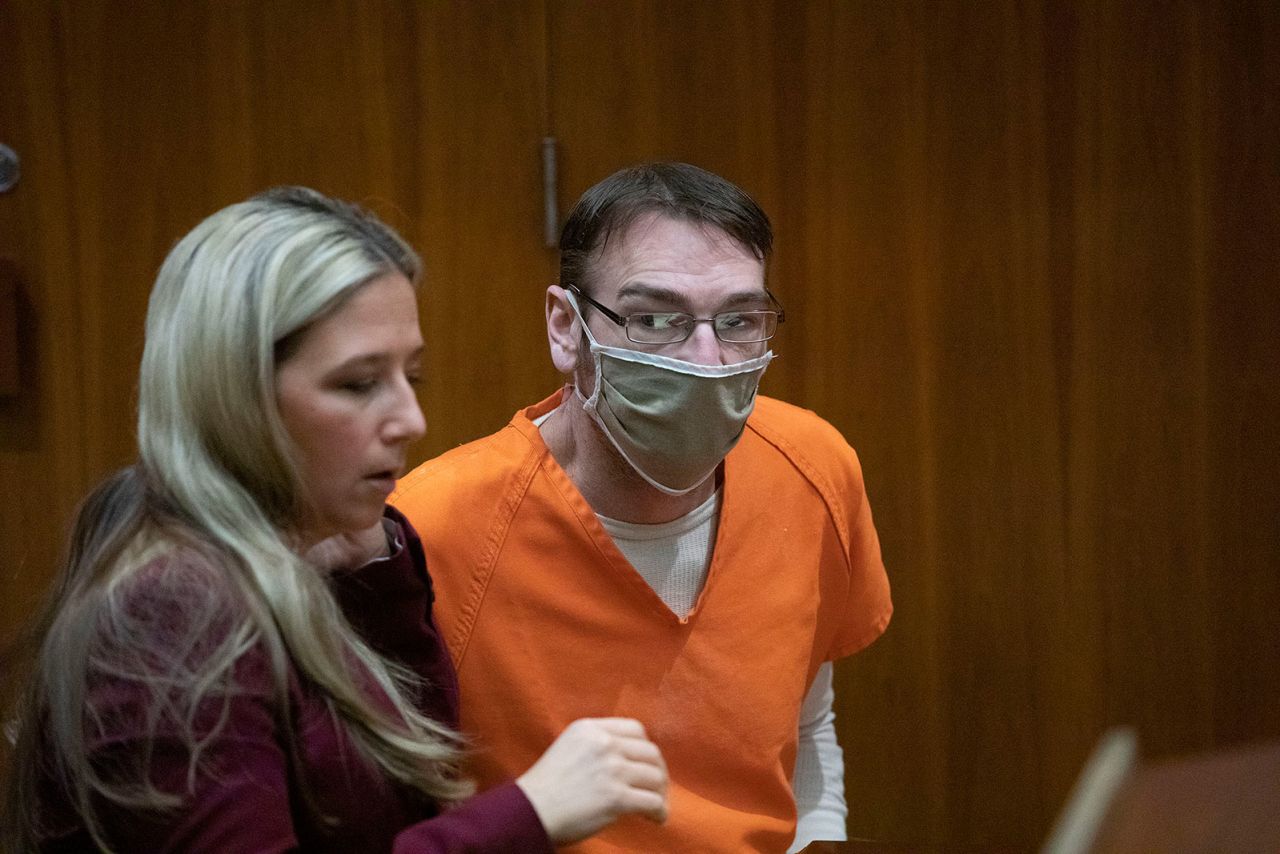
left=2, top=1, right=1276, bottom=848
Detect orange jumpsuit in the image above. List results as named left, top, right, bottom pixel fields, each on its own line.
left=393, top=392, right=892, bottom=853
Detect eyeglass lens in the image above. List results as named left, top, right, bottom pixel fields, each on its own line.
left=627, top=311, right=778, bottom=344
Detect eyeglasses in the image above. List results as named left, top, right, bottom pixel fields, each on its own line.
left=566, top=285, right=785, bottom=345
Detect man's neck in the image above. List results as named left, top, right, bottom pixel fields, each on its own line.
left=538, top=388, right=715, bottom=524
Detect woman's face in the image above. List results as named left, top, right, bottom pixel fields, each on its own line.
left=275, top=272, right=425, bottom=542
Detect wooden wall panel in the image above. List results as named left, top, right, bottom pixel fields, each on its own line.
left=0, top=0, right=554, bottom=635
left=549, top=0, right=1280, bottom=848
left=0, top=270, right=17, bottom=396
left=1198, top=0, right=1280, bottom=751
left=409, top=1, right=560, bottom=452
left=0, top=1, right=93, bottom=650
left=2, top=0, right=1277, bottom=849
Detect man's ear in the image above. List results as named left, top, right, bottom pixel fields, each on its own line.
left=546, top=285, right=580, bottom=375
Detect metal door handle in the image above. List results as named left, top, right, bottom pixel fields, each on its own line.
left=0, top=143, right=19, bottom=193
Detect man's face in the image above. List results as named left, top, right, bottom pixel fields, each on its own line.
left=575, top=213, right=769, bottom=377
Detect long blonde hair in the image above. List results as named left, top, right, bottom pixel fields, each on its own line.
left=3, top=188, right=470, bottom=851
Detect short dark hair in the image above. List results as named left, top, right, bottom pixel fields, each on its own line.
left=558, top=162, right=773, bottom=295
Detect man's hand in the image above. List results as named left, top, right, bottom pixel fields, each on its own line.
left=302, top=517, right=390, bottom=573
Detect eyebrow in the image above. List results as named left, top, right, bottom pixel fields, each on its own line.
left=614, top=282, right=770, bottom=312
left=329, top=345, right=425, bottom=373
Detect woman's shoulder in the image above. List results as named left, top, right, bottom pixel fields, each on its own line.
left=110, top=538, right=247, bottom=622
left=85, top=538, right=263, bottom=687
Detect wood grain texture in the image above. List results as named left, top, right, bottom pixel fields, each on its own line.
left=0, top=0, right=555, bottom=638
left=548, top=0, right=1279, bottom=847
left=0, top=268, right=18, bottom=395
left=0, top=1, right=94, bottom=649
left=1, top=0, right=1277, bottom=849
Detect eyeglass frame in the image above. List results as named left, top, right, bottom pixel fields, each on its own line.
left=564, top=284, right=786, bottom=346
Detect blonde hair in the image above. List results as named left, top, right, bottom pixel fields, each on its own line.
left=3, top=188, right=469, bottom=851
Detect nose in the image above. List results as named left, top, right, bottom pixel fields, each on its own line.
left=677, top=319, right=726, bottom=366
left=385, top=377, right=427, bottom=444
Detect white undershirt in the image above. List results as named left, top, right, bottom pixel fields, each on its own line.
left=597, top=491, right=848, bottom=849
left=596, top=489, right=720, bottom=619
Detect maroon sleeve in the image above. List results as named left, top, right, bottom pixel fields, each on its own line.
left=82, top=649, right=551, bottom=854
left=80, top=637, right=305, bottom=852
left=392, top=782, right=550, bottom=854
left=43, top=529, right=552, bottom=854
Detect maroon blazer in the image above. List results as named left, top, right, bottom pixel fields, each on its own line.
left=34, top=508, right=550, bottom=853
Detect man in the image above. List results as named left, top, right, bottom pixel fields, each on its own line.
left=393, top=163, right=891, bottom=852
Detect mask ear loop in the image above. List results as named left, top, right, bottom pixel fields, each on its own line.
left=561, top=290, right=771, bottom=497
left=564, top=291, right=604, bottom=412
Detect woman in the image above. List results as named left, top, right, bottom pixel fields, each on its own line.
left=1, top=187, right=667, bottom=852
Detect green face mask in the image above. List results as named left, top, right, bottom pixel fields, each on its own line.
left=569, top=295, right=774, bottom=495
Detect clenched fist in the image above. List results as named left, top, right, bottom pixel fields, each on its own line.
left=516, top=717, right=668, bottom=844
